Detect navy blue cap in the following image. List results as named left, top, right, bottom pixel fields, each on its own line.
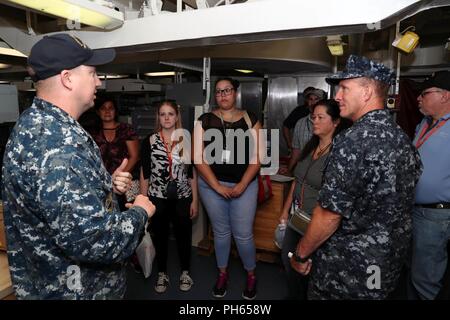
left=326, top=54, right=395, bottom=85
left=420, top=70, right=450, bottom=91
left=28, top=33, right=116, bottom=81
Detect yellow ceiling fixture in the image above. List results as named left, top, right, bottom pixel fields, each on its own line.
left=392, top=26, right=419, bottom=54
left=3, top=0, right=124, bottom=30
left=145, top=71, right=176, bottom=77
left=326, top=35, right=345, bottom=56
left=0, top=63, right=12, bottom=69
left=235, top=69, right=254, bottom=74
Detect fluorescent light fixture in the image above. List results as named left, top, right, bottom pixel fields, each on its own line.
left=235, top=69, right=254, bottom=74
left=0, top=63, right=12, bottom=69
left=98, top=73, right=128, bottom=79
left=145, top=71, right=176, bottom=77
left=159, top=61, right=203, bottom=72
left=0, top=42, right=27, bottom=58
left=326, top=35, right=345, bottom=56
left=4, top=0, right=124, bottom=30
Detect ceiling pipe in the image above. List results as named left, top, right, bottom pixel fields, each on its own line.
left=25, top=11, right=35, bottom=36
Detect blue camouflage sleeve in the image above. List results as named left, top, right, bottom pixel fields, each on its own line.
left=39, top=148, right=148, bottom=264
left=318, top=138, right=367, bottom=219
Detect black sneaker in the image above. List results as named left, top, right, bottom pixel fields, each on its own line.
left=242, top=274, right=257, bottom=300
left=212, top=272, right=228, bottom=298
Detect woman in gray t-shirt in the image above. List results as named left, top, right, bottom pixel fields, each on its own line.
left=278, top=99, right=351, bottom=299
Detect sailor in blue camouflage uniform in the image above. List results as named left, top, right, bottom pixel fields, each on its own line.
left=290, top=55, right=422, bottom=299
left=1, top=34, right=155, bottom=299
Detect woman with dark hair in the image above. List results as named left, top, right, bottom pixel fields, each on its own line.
left=90, top=97, right=140, bottom=210
left=194, top=77, right=263, bottom=300
left=278, top=99, right=351, bottom=299
left=140, top=100, right=198, bottom=294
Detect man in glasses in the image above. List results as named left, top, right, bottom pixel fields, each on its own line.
left=411, top=70, right=450, bottom=300
left=280, top=87, right=326, bottom=175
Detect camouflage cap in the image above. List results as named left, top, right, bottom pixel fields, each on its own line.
left=325, top=54, right=395, bottom=85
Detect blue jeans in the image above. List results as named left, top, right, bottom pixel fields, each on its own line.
left=198, top=177, right=258, bottom=271
left=411, top=206, right=450, bottom=299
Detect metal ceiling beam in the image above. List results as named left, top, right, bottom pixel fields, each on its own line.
left=0, top=0, right=448, bottom=56
left=68, top=0, right=427, bottom=50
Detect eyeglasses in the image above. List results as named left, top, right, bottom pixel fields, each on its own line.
left=215, top=87, right=234, bottom=96
left=420, top=90, right=443, bottom=98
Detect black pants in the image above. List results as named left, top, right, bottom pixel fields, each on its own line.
left=149, top=196, right=192, bottom=273
left=281, top=226, right=309, bottom=300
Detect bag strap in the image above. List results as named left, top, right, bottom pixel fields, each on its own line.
left=142, top=134, right=157, bottom=180
left=243, top=111, right=253, bottom=129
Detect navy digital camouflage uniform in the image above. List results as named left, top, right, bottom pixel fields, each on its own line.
left=1, top=97, right=148, bottom=299
left=309, top=109, right=422, bottom=299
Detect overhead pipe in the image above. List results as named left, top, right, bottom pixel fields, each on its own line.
left=202, top=57, right=211, bottom=112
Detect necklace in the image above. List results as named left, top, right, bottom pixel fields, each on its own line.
left=102, top=124, right=119, bottom=130
left=161, top=131, right=174, bottom=152
left=218, top=109, right=236, bottom=128
left=315, top=142, right=332, bottom=158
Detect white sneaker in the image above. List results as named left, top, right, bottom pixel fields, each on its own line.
left=155, top=272, right=169, bottom=293
left=179, top=271, right=193, bottom=292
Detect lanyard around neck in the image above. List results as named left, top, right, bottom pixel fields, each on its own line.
left=415, top=118, right=449, bottom=149
left=160, top=131, right=174, bottom=179
left=218, top=109, right=235, bottom=136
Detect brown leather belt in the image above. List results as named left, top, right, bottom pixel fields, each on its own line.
left=415, top=203, right=450, bottom=209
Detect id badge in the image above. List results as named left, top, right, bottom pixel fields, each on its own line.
left=222, top=150, right=231, bottom=163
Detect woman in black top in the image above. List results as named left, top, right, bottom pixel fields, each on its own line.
left=140, top=100, right=198, bottom=293
left=194, top=77, right=262, bottom=300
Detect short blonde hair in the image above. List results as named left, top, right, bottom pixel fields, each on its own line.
left=357, top=77, right=389, bottom=99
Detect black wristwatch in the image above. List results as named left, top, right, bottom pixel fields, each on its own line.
left=293, top=251, right=310, bottom=263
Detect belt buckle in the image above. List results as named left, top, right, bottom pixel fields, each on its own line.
left=437, top=203, right=444, bottom=209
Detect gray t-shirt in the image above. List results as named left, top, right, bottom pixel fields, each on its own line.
left=292, top=152, right=328, bottom=215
